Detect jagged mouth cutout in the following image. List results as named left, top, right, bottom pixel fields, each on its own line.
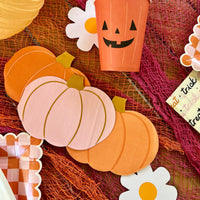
left=103, top=37, right=134, bottom=48
left=102, top=20, right=137, bottom=48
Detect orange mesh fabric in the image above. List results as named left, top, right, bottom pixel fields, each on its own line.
left=41, top=144, right=108, bottom=200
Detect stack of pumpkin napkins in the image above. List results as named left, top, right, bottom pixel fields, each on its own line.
left=4, top=46, right=159, bottom=176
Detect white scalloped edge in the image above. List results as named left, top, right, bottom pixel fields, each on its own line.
left=0, top=132, right=43, bottom=200
left=180, top=16, right=200, bottom=70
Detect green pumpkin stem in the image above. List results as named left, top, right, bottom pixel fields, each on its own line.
left=56, top=52, right=75, bottom=68
left=112, top=96, right=127, bottom=113
left=67, top=74, right=84, bottom=90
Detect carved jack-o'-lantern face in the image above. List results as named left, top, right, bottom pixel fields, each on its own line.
left=102, top=20, right=137, bottom=48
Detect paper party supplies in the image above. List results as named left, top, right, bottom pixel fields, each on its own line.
left=167, top=70, right=200, bottom=133
left=68, top=96, right=158, bottom=175
left=0, top=0, right=44, bottom=40
left=66, top=0, right=98, bottom=51
left=120, top=165, right=177, bottom=200
left=95, top=0, right=150, bottom=71
left=180, top=16, right=200, bottom=71
left=4, top=46, right=90, bottom=102
left=17, top=75, right=116, bottom=149
left=0, top=132, right=43, bottom=200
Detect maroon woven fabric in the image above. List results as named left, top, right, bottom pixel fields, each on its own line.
left=132, top=44, right=200, bottom=174
left=0, top=126, right=21, bottom=135
left=131, top=0, right=200, bottom=175
left=76, top=0, right=87, bottom=9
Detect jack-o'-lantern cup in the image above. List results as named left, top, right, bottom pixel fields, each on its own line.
left=94, top=0, right=150, bottom=72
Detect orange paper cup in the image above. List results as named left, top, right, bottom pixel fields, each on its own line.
left=95, top=0, right=150, bottom=72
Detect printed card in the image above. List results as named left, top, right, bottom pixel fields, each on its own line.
left=166, top=70, right=200, bottom=133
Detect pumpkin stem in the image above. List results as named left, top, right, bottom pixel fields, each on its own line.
left=56, top=52, right=75, bottom=68
left=67, top=74, right=85, bottom=90
left=112, top=96, right=127, bottom=113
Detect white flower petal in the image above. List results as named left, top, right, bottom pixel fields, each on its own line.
left=68, top=7, right=86, bottom=22
left=121, top=166, right=153, bottom=190
left=77, top=33, right=95, bottom=51
left=120, top=174, right=139, bottom=190
left=157, top=185, right=178, bottom=200
left=93, top=35, right=99, bottom=48
left=119, top=191, right=139, bottom=200
left=66, top=23, right=83, bottom=39
left=85, top=0, right=96, bottom=15
left=153, top=167, right=170, bottom=185
left=88, top=33, right=98, bottom=47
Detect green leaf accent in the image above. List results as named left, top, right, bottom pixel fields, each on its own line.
left=67, top=74, right=84, bottom=90
left=56, top=52, right=75, bottom=68
left=112, top=96, right=127, bottom=113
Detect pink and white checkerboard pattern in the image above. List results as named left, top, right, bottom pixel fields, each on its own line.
left=0, top=133, right=43, bottom=200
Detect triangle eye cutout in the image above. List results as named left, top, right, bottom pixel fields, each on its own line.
left=115, top=28, right=120, bottom=34
left=102, top=21, right=108, bottom=30
left=130, top=20, right=137, bottom=31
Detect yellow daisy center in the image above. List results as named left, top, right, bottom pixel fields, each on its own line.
left=85, top=17, right=97, bottom=34
left=139, top=182, right=157, bottom=200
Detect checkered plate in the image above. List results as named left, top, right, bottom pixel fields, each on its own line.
left=0, top=132, right=43, bottom=200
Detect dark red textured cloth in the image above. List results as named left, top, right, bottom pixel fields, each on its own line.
left=132, top=44, right=200, bottom=174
